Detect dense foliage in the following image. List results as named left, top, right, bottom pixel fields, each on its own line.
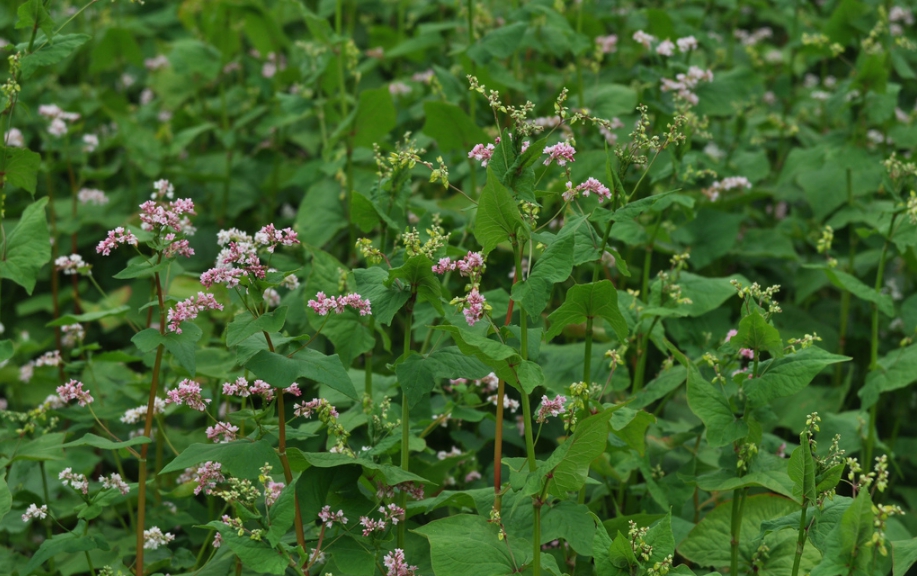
left=1, top=0, right=916, bottom=575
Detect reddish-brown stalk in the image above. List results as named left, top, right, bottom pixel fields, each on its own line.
left=492, top=268, right=520, bottom=512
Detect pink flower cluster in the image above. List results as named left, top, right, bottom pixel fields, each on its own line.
left=360, top=516, right=387, bottom=536
left=56, top=379, right=94, bottom=407
left=703, top=176, right=752, bottom=201
left=59, top=468, right=89, bottom=494
left=563, top=177, right=612, bottom=203
left=294, top=398, right=339, bottom=419
left=167, top=292, right=223, bottom=334
left=318, top=505, right=348, bottom=528
left=467, top=143, right=495, bottom=167
left=536, top=395, right=567, bottom=423
left=191, top=461, right=225, bottom=495
left=543, top=142, right=576, bottom=166
left=165, top=379, right=211, bottom=411
left=77, top=188, right=108, bottom=206
left=139, top=197, right=196, bottom=234
left=222, top=376, right=299, bottom=402
left=463, top=288, right=486, bottom=326
left=383, top=549, right=418, bottom=576
left=432, top=251, right=485, bottom=276
left=100, top=473, right=130, bottom=495
left=96, top=227, right=139, bottom=256
left=380, top=503, right=406, bottom=525
left=307, top=292, right=372, bottom=316
left=660, top=66, right=714, bottom=107
left=595, top=34, right=617, bottom=53
left=206, top=421, right=239, bottom=443
left=253, top=224, right=299, bottom=253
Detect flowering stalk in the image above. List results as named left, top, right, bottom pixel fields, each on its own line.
left=834, top=169, right=855, bottom=387
left=135, top=262, right=166, bottom=576
left=397, top=292, right=416, bottom=549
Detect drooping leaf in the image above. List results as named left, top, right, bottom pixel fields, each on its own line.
left=0, top=197, right=50, bottom=294
left=858, top=342, right=917, bottom=408
left=245, top=348, right=358, bottom=400
left=226, top=307, right=288, bottom=347
left=512, top=218, right=579, bottom=315
left=474, top=168, right=527, bottom=254
left=352, top=87, right=396, bottom=148
left=16, top=0, right=54, bottom=41
left=62, top=433, right=151, bottom=451
left=395, top=347, right=491, bottom=408
left=545, top=281, right=628, bottom=342
left=744, top=347, right=849, bottom=407
left=354, top=266, right=411, bottom=325
left=386, top=255, right=443, bottom=314
left=422, top=101, right=488, bottom=153
left=161, top=440, right=283, bottom=479
left=204, top=521, right=290, bottom=575
left=20, top=34, right=91, bottom=78
left=788, top=432, right=817, bottom=504
left=432, top=325, right=544, bottom=393
left=415, top=514, right=518, bottom=576
left=1, top=146, right=41, bottom=195
left=733, top=310, right=783, bottom=359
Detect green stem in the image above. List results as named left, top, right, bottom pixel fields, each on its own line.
left=834, top=168, right=855, bottom=386
left=790, top=502, right=808, bottom=576
left=632, top=317, right=659, bottom=394
left=729, top=488, right=746, bottom=576
left=398, top=294, right=416, bottom=549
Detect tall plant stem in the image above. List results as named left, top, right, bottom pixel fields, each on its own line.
left=135, top=266, right=167, bottom=576
left=865, top=212, right=898, bottom=465
left=729, top=488, right=746, bottom=576
left=791, top=503, right=808, bottom=576
left=834, top=168, right=855, bottom=386
left=262, top=331, right=307, bottom=558
left=632, top=317, right=659, bottom=393
left=398, top=294, right=416, bottom=549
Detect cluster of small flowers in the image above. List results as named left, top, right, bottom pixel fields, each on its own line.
left=77, top=188, right=108, bottom=205
left=206, top=421, right=239, bottom=443
left=165, top=379, right=211, bottom=411
left=487, top=393, right=520, bottom=413
left=660, top=66, right=714, bottom=107
left=100, top=473, right=130, bottom=495
left=432, top=251, right=485, bottom=278
left=467, top=142, right=495, bottom=167
left=120, top=397, right=166, bottom=424
left=318, top=505, right=348, bottom=528
left=4, top=128, right=24, bottom=147
left=599, top=117, right=625, bottom=145
left=59, top=468, right=89, bottom=494
left=447, top=372, right=498, bottom=394
left=187, top=461, right=225, bottom=495
left=95, top=227, right=139, bottom=256
left=543, top=142, right=576, bottom=166
left=21, top=504, right=48, bottom=523
left=264, top=480, right=285, bottom=507
left=734, top=27, right=773, bottom=47
left=376, top=481, right=425, bottom=501
left=380, top=503, right=406, bottom=524
left=595, top=34, right=617, bottom=54
left=702, top=176, right=752, bottom=201
left=19, top=350, right=62, bottom=383
left=253, top=224, right=299, bottom=253
left=222, top=376, right=299, bottom=403
left=55, top=254, right=88, bottom=277
left=359, top=516, right=387, bottom=536
left=389, top=81, right=411, bottom=96
left=201, top=224, right=297, bottom=289
left=82, top=133, right=99, bottom=153
left=436, top=446, right=463, bottom=460
left=434, top=251, right=489, bottom=326
left=56, top=379, right=94, bottom=407
left=383, top=549, right=418, bottom=576
left=294, top=398, right=339, bottom=419
left=536, top=395, right=567, bottom=423
left=653, top=35, right=698, bottom=56
left=563, top=177, right=612, bottom=203
left=307, top=291, right=372, bottom=316
left=143, top=527, right=175, bottom=550
left=145, top=54, right=169, bottom=71
left=890, top=6, right=915, bottom=36
left=38, top=104, right=80, bottom=138
left=167, top=292, right=223, bottom=334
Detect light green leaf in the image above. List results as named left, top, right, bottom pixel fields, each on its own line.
left=354, top=266, right=410, bottom=326
left=387, top=255, right=443, bottom=314
left=0, top=340, right=12, bottom=364
left=20, top=34, right=91, bottom=79
left=226, top=307, right=288, bottom=347
left=678, top=273, right=750, bottom=318
left=204, top=521, right=290, bottom=575
left=1, top=146, right=41, bottom=195
left=353, top=87, right=396, bottom=148
left=511, top=218, right=578, bottom=315
left=23, top=522, right=109, bottom=574
left=294, top=450, right=430, bottom=485
left=810, top=490, right=874, bottom=576
left=734, top=310, right=783, bottom=359
left=474, top=168, right=527, bottom=254
left=824, top=268, right=895, bottom=317
left=0, top=474, right=10, bottom=523
left=696, top=453, right=796, bottom=502
left=788, top=432, right=817, bottom=503
left=432, top=325, right=544, bottom=393
left=62, top=433, right=151, bottom=451
left=858, top=342, right=917, bottom=408
left=265, top=477, right=298, bottom=547
left=545, top=281, right=628, bottom=342
left=415, top=514, right=518, bottom=576
left=0, top=197, right=50, bottom=294
left=161, top=440, right=283, bottom=478
left=540, top=501, right=596, bottom=556
left=893, top=538, right=917, bottom=576
left=745, top=347, right=849, bottom=407
left=245, top=348, right=358, bottom=400
left=113, top=258, right=171, bottom=280
left=395, top=347, right=491, bottom=408
left=422, top=101, right=488, bottom=153
left=16, top=0, right=54, bottom=41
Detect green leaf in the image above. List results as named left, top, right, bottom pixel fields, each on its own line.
left=415, top=514, right=517, bottom=576
left=529, top=406, right=621, bottom=497
left=824, top=268, right=895, bottom=317
left=892, top=538, right=917, bottom=576
left=610, top=407, right=655, bottom=456
left=810, top=490, right=874, bottom=576
left=679, top=495, right=821, bottom=573
left=163, top=322, right=203, bottom=375
left=669, top=343, right=748, bottom=447
left=0, top=474, right=11, bottom=523
left=511, top=219, right=578, bottom=315
left=20, top=34, right=91, bottom=79
left=0, top=340, right=14, bottom=364
left=204, top=521, right=290, bottom=575
left=788, top=433, right=817, bottom=503
left=677, top=273, right=749, bottom=318
left=245, top=348, right=358, bottom=400
left=395, top=347, right=491, bottom=408
left=266, top=478, right=298, bottom=547
left=62, top=433, right=151, bottom=451
left=474, top=168, right=527, bottom=254
left=0, top=197, right=50, bottom=294
left=422, top=101, right=488, bottom=153
left=16, top=0, right=54, bottom=41
left=47, top=305, right=132, bottom=327
left=744, top=347, right=849, bottom=407
left=387, top=255, right=443, bottom=314
left=433, top=325, right=544, bottom=393
left=23, top=521, right=110, bottom=575
left=858, top=342, right=917, bottom=408
left=545, top=281, right=628, bottom=342
left=226, top=307, right=288, bottom=347
left=354, top=267, right=410, bottom=326
left=293, top=450, right=430, bottom=485
left=353, top=87, right=396, bottom=148
left=161, top=440, right=283, bottom=479
left=1, top=146, right=41, bottom=195
left=734, top=310, right=783, bottom=359
left=540, top=501, right=596, bottom=556
left=112, top=257, right=172, bottom=280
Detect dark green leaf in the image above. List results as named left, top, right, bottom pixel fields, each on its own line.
left=20, top=34, right=91, bottom=79
left=62, top=433, right=151, bottom=451
left=433, top=325, right=544, bottom=393
left=226, top=307, right=288, bottom=347
left=422, top=101, right=488, bottom=153
left=395, top=347, right=491, bottom=408
left=545, top=281, right=628, bottom=342
left=745, top=347, right=849, bottom=407
left=161, top=440, right=283, bottom=479
left=474, top=169, right=527, bottom=254
left=245, top=348, right=358, bottom=400
left=387, top=255, right=443, bottom=314
left=1, top=146, right=41, bottom=195
left=0, top=197, right=50, bottom=294
left=354, top=267, right=411, bottom=326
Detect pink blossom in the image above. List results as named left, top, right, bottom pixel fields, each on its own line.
left=632, top=30, right=656, bottom=49
left=463, top=288, right=486, bottom=326
left=56, top=379, right=94, bottom=407
left=543, top=142, right=576, bottom=166
left=565, top=177, right=612, bottom=202
left=395, top=481, right=424, bottom=500
left=740, top=348, right=755, bottom=359
left=21, top=504, right=47, bottom=522
left=167, top=292, right=223, bottom=333
left=165, top=379, right=211, bottom=411
left=318, top=505, right=348, bottom=527
left=536, top=395, right=567, bottom=423
left=656, top=39, right=675, bottom=57
left=77, top=188, right=108, bottom=205
left=96, top=227, right=138, bottom=256
left=595, top=34, right=618, bottom=53
left=432, top=257, right=455, bottom=274
left=200, top=266, right=247, bottom=289
left=192, top=461, right=224, bottom=495
left=294, top=398, right=339, bottom=419
left=468, top=143, right=495, bottom=167
left=380, top=503, right=405, bottom=525
left=206, top=421, right=239, bottom=443
left=308, top=292, right=372, bottom=316
left=725, top=329, right=738, bottom=343
left=254, top=224, right=299, bottom=253
left=59, top=468, right=89, bottom=494
left=265, top=481, right=285, bottom=506
left=360, top=516, right=387, bottom=536
left=465, top=470, right=482, bottom=482
left=383, top=549, right=418, bottom=576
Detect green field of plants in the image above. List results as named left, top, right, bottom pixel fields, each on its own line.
left=1, top=0, right=916, bottom=575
